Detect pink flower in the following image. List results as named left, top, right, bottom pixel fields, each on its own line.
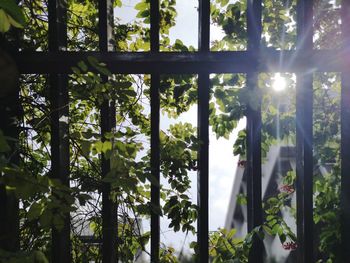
left=279, top=184, right=295, bottom=194
left=238, top=160, right=246, bottom=168
left=282, top=241, right=297, bottom=250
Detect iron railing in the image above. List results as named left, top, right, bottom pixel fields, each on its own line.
left=1, top=0, right=350, bottom=262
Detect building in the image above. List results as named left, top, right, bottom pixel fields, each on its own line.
left=225, top=144, right=335, bottom=262
left=225, top=145, right=299, bottom=262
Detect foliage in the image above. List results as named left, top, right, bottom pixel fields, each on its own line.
left=0, top=0, right=343, bottom=262
left=0, top=0, right=25, bottom=33
left=209, top=228, right=254, bottom=262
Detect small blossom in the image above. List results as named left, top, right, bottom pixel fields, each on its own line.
left=282, top=241, right=297, bottom=250
left=279, top=184, right=295, bottom=194
left=238, top=160, right=246, bottom=168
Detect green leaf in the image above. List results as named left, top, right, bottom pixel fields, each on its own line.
left=0, top=0, right=25, bottom=26
left=81, top=141, right=91, bottom=156
left=0, top=9, right=10, bottom=33
left=262, top=225, right=273, bottom=236
left=77, top=61, right=88, bottom=72
left=27, top=203, right=42, bottom=221
left=93, top=140, right=103, bottom=153
left=279, top=233, right=286, bottom=243
left=39, top=209, right=52, bottom=228
left=149, top=202, right=163, bottom=216
left=102, top=141, right=112, bottom=152
left=87, top=56, right=111, bottom=76
left=135, top=2, right=148, bottom=10
left=114, top=0, right=122, bottom=7
left=227, top=228, right=237, bottom=239
left=8, top=14, right=23, bottom=28
left=220, top=0, right=229, bottom=7
left=32, top=251, right=49, bottom=263
left=71, top=66, right=81, bottom=75
left=0, top=130, right=10, bottom=152
left=136, top=10, right=150, bottom=18
left=236, top=193, right=247, bottom=205
left=77, top=193, right=91, bottom=206
left=145, top=173, right=159, bottom=186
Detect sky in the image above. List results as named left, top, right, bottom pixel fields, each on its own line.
left=115, top=0, right=246, bottom=255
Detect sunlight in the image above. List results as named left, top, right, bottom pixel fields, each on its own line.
left=272, top=73, right=287, bottom=92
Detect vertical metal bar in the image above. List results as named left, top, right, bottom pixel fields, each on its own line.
left=0, top=80, right=20, bottom=252
left=246, top=0, right=262, bottom=262
left=49, top=64, right=70, bottom=263
left=0, top=19, right=20, bottom=253
left=197, top=74, right=209, bottom=263
left=150, top=74, right=160, bottom=263
left=98, top=1, right=117, bottom=262
left=150, top=0, right=160, bottom=262
left=48, top=0, right=67, bottom=51
left=100, top=101, right=117, bottom=263
left=295, top=0, right=313, bottom=262
left=340, top=0, right=350, bottom=261
left=48, top=1, right=70, bottom=262
left=246, top=74, right=263, bottom=263
left=99, top=0, right=114, bottom=52
left=198, top=0, right=210, bottom=52
left=197, top=0, right=210, bottom=262
left=151, top=0, right=160, bottom=52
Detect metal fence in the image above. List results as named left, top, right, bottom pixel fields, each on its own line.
left=2, top=0, right=350, bottom=262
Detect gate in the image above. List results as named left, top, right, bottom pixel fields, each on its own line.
left=1, top=0, right=350, bottom=262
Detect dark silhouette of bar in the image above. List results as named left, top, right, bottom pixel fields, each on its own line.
left=150, top=0, right=160, bottom=262
left=246, top=0, right=263, bottom=262
left=98, top=1, right=118, bottom=263
left=296, top=0, right=314, bottom=262
left=48, top=0, right=71, bottom=262
left=197, top=0, right=210, bottom=261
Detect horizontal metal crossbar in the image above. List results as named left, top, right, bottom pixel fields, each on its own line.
left=14, top=49, right=346, bottom=74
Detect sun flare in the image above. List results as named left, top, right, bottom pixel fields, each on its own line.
left=272, top=73, right=286, bottom=92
